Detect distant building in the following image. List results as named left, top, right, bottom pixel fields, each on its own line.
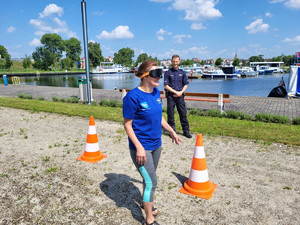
left=104, top=56, right=113, bottom=62
left=192, top=58, right=201, bottom=62
left=159, top=59, right=171, bottom=68
left=80, top=57, right=85, bottom=69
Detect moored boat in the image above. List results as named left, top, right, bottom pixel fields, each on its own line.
left=92, top=62, right=129, bottom=74
left=202, top=68, right=239, bottom=79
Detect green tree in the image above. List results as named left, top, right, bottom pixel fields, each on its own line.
left=232, top=58, right=240, bottom=67
left=114, top=47, right=134, bottom=67
left=282, top=54, right=294, bottom=66
left=88, top=42, right=103, bottom=68
left=22, top=55, right=31, bottom=70
left=61, top=57, right=73, bottom=70
left=248, top=55, right=264, bottom=63
left=215, top=57, right=222, bottom=67
left=180, top=59, right=194, bottom=66
left=135, top=53, right=149, bottom=66
left=0, top=45, right=13, bottom=70
left=40, top=34, right=65, bottom=62
left=64, top=37, right=82, bottom=65
left=200, top=60, right=205, bottom=66
left=32, top=47, right=55, bottom=70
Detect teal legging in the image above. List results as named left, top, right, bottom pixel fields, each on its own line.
left=130, top=146, right=162, bottom=202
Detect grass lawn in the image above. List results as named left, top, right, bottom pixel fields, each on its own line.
left=0, top=97, right=299, bottom=146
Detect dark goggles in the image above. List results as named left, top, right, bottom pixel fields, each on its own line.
left=149, top=68, right=163, bottom=78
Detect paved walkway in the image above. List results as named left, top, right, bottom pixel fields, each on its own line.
left=0, top=85, right=299, bottom=119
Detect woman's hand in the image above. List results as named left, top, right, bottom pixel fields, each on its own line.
left=170, top=131, right=181, bottom=145
left=136, top=146, right=147, bottom=165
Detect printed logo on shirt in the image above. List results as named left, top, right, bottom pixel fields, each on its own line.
left=141, top=102, right=149, bottom=109
left=156, top=98, right=161, bottom=104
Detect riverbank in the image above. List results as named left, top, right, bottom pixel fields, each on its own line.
left=0, top=85, right=299, bottom=120
left=0, top=107, right=299, bottom=224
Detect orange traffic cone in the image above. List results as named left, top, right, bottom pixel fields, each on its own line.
left=76, top=116, right=107, bottom=163
left=180, top=134, right=216, bottom=199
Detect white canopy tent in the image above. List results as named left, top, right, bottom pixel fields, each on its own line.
left=287, top=66, right=300, bottom=98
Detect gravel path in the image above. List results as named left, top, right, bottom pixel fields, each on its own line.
left=0, top=107, right=299, bottom=224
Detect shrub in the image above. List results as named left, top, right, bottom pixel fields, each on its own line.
left=189, top=108, right=198, bottom=115
left=25, top=95, right=33, bottom=99
left=70, top=97, right=79, bottom=103
left=225, top=110, right=240, bottom=119
left=255, top=113, right=290, bottom=124
left=99, top=99, right=109, bottom=106
left=38, top=96, right=44, bottom=100
left=292, top=117, right=300, bottom=125
left=59, top=98, right=66, bottom=102
left=52, top=96, right=59, bottom=102
left=18, top=93, right=25, bottom=99
left=206, top=109, right=222, bottom=118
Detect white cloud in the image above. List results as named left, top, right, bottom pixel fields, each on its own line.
left=282, top=35, right=300, bottom=43
left=30, top=4, right=77, bottom=39
left=245, top=19, right=269, bottom=34
left=97, top=25, right=134, bottom=39
left=191, top=23, right=206, bottom=30
left=172, top=0, right=222, bottom=21
left=285, top=0, right=300, bottom=9
left=265, top=12, right=273, bottom=17
left=187, top=46, right=209, bottom=55
left=7, top=26, right=16, bottom=33
left=92, top=11, right=104, bottom=16
left=269, top=0, right=285, bottom=3
left=29, top=38, right=41, bottom=46
left=173, top=34, right=191, bottom=43
left=149, top=0, right=172, bottom=2
left=39, top=4, right=63, bottom=18
left=156, top=28, right=172, bottom=40
left=269, top=0, right=300, bottom=9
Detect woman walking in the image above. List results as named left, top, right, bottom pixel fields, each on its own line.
left=123, top=60, right=181, bottom=225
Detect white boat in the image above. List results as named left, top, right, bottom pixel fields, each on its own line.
left=182, top=66, right=203, bottom=76
left=92, top=62, right=129, bottom=74
left=202, top=68, right=239, bottom=79
left=236, top=67, right=259, bottom=77
left=258, top=66, right=274, bottom=75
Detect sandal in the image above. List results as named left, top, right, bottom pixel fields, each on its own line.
left=144, top=220, right=159, bottom=225
left=140, top=203, right=159, bottom=217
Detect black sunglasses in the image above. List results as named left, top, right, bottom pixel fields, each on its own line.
left=149, top=68, right=163, bottom=78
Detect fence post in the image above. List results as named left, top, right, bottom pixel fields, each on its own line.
left=218, top=94, right=224, bottom=113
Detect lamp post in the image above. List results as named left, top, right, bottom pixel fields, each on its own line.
left=81, top=0, right=91, bottom=105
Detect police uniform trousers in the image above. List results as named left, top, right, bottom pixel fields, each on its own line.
left=166, top=92, right=190, bottom=133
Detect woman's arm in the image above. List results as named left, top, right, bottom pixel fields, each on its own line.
left=161, top=117, right=181, bottom=145
left=124, top=118, right=147, bottom=164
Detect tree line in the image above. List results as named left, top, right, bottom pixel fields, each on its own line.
left=0, top=33, right=297, bottom=71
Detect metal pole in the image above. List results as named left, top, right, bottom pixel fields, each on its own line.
left=81, top=0, right=91, bottom=104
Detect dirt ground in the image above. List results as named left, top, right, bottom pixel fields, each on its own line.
left=0, top=107, right=299, bottom=225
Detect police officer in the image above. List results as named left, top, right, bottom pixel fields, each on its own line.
left=164, top=54, right=192, bottom=138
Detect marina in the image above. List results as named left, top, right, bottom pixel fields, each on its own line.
left=0, top=72, right=290, bottom=97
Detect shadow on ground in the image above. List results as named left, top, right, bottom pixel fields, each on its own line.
left=100, top=173, right=144, bottom=223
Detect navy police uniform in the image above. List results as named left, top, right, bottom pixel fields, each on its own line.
left=164, top=67, right=190, bottom=133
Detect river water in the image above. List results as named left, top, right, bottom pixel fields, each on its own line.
left=4, top=73, right=290, bottom=97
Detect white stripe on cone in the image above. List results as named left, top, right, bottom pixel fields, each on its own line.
left=189, top=169, right=209, bottom=183
left=88, top=126, right=97, bottom=134
left=193, top=146, right=205, bottom=159
left=85, top=143, right=99, bottom=152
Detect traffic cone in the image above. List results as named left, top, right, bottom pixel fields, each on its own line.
left=179, top=134, right=216, bottom=199
left=76, top=116, right=107, bottom=163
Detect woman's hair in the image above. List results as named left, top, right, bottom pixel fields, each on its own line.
left=136, top=60, right=158, bottom=78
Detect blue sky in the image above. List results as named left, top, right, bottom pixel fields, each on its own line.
left=1, top=0, right=300, bottom=60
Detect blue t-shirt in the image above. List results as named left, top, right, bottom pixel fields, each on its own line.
left=123, top=87, right=162, bottom=150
